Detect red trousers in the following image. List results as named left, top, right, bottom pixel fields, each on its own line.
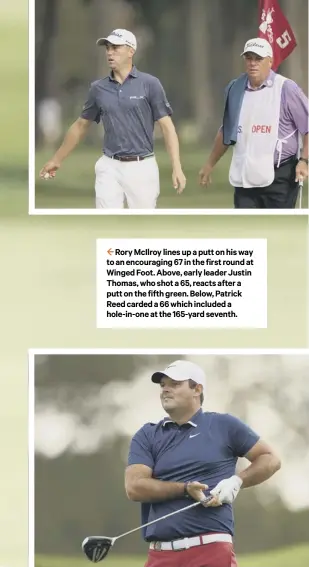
left=144, top=542, right=238, bottom=567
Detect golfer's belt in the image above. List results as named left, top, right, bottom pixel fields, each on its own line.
left=150, top=532, right=233, bottom=551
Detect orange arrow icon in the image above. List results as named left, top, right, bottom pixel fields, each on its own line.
left=107, top=248, right=113, bottom=256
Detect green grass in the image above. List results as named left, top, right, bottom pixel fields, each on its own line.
left=36, top=544, right=309, bottom=567
left=35, top=145, right=234, bottom=209
left=35, top=145, right=308, bottom=210
left=240, top=544, right=309, bottom=567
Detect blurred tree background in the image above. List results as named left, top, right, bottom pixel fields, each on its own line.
left=35, top=0, right=308, bottom=148
left=34, top=354, right=309, bottom=557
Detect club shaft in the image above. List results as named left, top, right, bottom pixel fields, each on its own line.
left=115, top=496, right=212, bottom=542
left=299, top=181, right=303, bottom=208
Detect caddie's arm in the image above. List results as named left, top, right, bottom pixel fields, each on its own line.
left=285, top=81, right=309, bottom=181
left=238, top=439, right=281, bottom=488
left=300, top=133, right=308, bottom=160
left=199, top=128, right=229, bottom=186
left=205, top=128, right=229, bottom=168
left=296, top=133, right=308, bottom=182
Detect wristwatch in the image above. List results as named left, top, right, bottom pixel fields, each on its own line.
left=298, top=157, right=308, bottom=165
left=184, top=482, right=191, bottom=498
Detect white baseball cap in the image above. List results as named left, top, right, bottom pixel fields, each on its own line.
left=151, top=360, right=206, bottom=389
left=96, top=28, right=137, bottom=51
left=241, top=37, right=273, bottom=58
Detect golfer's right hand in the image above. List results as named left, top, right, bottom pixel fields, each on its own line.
left=39, top=160, right=60, bottom=179
left=185, top=481, right=209, bottom=503
left=199, top=164, right=213, bottom=187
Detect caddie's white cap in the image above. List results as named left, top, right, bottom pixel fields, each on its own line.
left=96, top=28, right=137, bottom=51
left=241, top=37, right=273, bottom=58
left=151, top=360, right=206, bottom=389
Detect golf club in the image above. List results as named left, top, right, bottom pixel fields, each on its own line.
left=82, top=494, right=213, bottom=563
left=298, top=177, right=304, bottom=208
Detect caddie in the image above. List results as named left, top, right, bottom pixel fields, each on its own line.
left=199, top=38, right=309, bottom=208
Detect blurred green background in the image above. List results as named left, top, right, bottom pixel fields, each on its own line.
left=0, top=1, right=28, bottom=218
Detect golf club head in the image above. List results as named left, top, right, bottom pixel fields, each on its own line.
left=82, top=536, right=115, bottom=563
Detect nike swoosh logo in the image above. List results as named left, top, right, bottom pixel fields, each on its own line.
left=189, top=433, right=200, bottom=438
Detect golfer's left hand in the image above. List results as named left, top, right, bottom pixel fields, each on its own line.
left=172, top=168, right=186, bottom=194
left=203, top=475, right=243, bottom=507
left=295, top=161, right=308, bottom=183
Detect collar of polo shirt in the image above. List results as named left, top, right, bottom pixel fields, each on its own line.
left=109, top=65, right=138, bottom=82
left=246, top=69, right=274, bottom=91
left=162, top=408, right=203, bottom=427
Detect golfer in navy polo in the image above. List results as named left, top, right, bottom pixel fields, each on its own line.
left=40, top=28, right=186, bottom=209
left=126, top=360, right=281, bottom=567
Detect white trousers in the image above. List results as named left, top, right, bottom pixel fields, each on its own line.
left=95, top=155, right=160, bottom=209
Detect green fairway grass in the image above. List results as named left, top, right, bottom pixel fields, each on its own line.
left=239, top=543, right=309, bottom=567
left=35, top=146, right=308, bottom=210
left=35, top=544, right=309, bottom=567
left=35, top=145, right=233, bottom=209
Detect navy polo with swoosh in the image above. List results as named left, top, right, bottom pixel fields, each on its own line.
left=127, top=409, right=259, bottom=541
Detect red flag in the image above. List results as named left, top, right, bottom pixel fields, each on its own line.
left=258, top=0, right=297, bottom=70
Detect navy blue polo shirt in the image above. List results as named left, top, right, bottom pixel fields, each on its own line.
left=127, top=410, right=259, bottom=541
left=80, top=66, right=172, bottom=157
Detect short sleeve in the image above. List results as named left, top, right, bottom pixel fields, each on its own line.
left=127, top=426, right=154, bottom=469
left=284, top=80, right=309, bottom=135
left=225, top=414, right=260, bottom=458
left=148, top=77, right=173, bottom=121
left=80, top=83, right=101, bottom=124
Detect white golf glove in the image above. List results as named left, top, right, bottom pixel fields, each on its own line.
left=209, top=475, right=243, bottom=505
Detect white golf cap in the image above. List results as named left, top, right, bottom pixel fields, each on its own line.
left=96, top=28, right=137, bottom=50
left=151, top=360, right=206, bottom=388
left=241, top=37, right=273, bottom=58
